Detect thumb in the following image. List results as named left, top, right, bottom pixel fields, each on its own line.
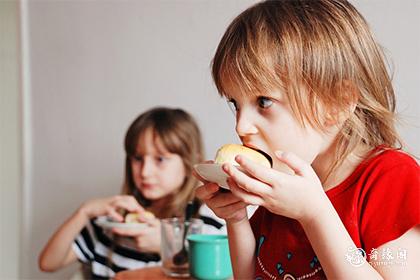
left=274, top=151, right=312, bottom=177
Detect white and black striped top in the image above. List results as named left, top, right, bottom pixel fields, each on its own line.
left=72, top=205, right=226, bottom=279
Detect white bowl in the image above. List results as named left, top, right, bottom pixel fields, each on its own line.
left=194, top=163, right=243, bottom=190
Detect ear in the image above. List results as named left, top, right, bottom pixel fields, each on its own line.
left=324, top=80, right=358, bottom=127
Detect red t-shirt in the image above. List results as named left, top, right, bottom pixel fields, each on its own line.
left=250, top=147, right=420, bottom=280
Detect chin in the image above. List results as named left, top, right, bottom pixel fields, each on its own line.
left=139, top=190, right=160, bottom=200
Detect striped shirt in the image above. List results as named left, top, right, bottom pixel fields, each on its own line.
left=72, top=205, right=226, bottom=279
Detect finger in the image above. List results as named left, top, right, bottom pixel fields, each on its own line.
left=133, top=213, right=152, bottom=223
left=106, top=207, right=124, bottom=222
left=223, top=163, right=271, bottom=196
left=146, top=218, right=160, bottom=227
left=112, top=196, right=143, bottom=213
left=227, top=178, right=265, bottom=206
left=112, top=227, right=145, bottom=237
left=209, top=190, right=243, bottom=209
left=136, top=213, right=158, bottom=225
left=195, top=183, right=220, bottom=200
left=235, top=155, right=278, bottom=185
left=222, top=201, right=248, bottom=219
left=274, top=151, right=313, bottom=177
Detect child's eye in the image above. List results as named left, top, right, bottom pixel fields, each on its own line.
left=131, top=155, right=143, bottom=162
left=156, top=156, right=167, bottom=163
left=257, top=96, right=273, bottom=109
left=227, top=99, right=238, bottom=112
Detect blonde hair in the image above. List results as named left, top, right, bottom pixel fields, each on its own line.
left=122, top=107, right=203, bottom=218
left=212, top=0, right=402, bottom=176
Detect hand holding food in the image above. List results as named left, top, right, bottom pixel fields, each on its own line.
left=194, top=144, right=272, bottom=188
left=81, top=195, right=143, bottom=222
left=112, top=211, right=162, bottom=253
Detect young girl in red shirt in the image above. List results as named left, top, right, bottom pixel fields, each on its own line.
left=197, top=1, right=420, bottom=279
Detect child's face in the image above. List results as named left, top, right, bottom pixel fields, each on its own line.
left=130, top=129, right=186, bottom=201
left=227, top=88, right=334, bottom=170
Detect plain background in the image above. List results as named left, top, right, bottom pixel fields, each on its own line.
left=1, top=0, right=419, bottom=279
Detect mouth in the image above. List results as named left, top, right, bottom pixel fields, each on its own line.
left=244, top=144, right=273, bottom=167
left=141, top=183, right=156, bottom=189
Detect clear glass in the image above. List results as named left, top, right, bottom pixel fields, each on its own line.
left=161, top=217, right=203, bottom=278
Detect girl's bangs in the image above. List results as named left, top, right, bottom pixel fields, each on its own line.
left=154, top=129, right=181, bottom=156
left=215, top=46, right=286, bottom=99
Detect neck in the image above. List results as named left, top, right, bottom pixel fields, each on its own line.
left=148, top=196, right=172, bottom=218
left=312, top=141, right=369, bottom=191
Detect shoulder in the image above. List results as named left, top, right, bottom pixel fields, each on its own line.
left=360, top=149, right=420, bottom=191
left=365, top=148, right=418, bottom=171
left=355, top=149, right=420, bottom=253
left=356, top=148, right=419, bottom=187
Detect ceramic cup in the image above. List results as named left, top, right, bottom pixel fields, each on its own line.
left=187, top=234, right=233, bottom=280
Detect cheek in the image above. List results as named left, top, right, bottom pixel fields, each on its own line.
left=130, top=163, right=142, bottom=183
left=267, top=120, right=322, bottom=162
left=289, top=129, right=324, bottom=162
left=131, top=162, right=139, bottom=175
left=163, top=162, right=186, bottom=188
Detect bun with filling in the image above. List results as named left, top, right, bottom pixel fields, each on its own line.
left=214, top=144, right=272, bottom=167
left=124, top=211, right=155, bottom=223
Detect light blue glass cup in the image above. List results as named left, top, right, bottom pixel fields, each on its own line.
left=187, top=234, right=233, bottom=280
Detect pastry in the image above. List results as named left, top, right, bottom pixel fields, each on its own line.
left=214, top=144, right=272, bottom=167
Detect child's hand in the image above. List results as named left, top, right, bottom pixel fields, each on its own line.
left=223, top=151, right=329, bottom=224
left=80, top=195, right=143, bottom=222
left=195, top=182, right=248, bottom=225
left=111, top=217, right=162, bottom=253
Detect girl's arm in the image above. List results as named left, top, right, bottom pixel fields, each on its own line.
left=195, top=181, right=255, bottom=279
left=39, top=195, right=144, bottom=272
left=374, top=225, right=420, bottom=279
left=300, top=200, right=384, bottom=279
left=226, top=218, right=256, bottom=279
left=301, top=205, right=420, bottom=279
left=38, top=208, right=88, bottom=272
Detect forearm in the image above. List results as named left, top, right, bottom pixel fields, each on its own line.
left=226, top=219, right=256, bottom=279
left=39, top=207, right=89, bottom=271
left=300, top=199, right=382, bottom=279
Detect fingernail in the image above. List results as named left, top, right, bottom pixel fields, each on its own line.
left=275, top=151, right=284, bottom=158
left=222, top=163, right=229, bottom=172
left=210, top=183, right=219, bottom=191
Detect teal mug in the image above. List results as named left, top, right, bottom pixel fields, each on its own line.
left=187, top=234, right=233, bottom=280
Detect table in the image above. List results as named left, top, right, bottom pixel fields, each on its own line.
left=114, top=267, right=191, bottom=280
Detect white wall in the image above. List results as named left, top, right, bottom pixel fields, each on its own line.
left=352, top=0, right=420, bottom=155
left=0, top=1, right=21, bottom=279
left=14, top=0, right=420, bottom=279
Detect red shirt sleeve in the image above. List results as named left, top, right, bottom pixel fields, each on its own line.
left=359, top=153, right=420, bottom=254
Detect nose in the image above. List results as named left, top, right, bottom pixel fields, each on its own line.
left=140, top=157, right=154, bottom=178
left=235, top=109, right=258, bottom=137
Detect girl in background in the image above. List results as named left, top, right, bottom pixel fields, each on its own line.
left=39, top=107, right=224, bottom=279
left=197, top=1, right=419, bottom=279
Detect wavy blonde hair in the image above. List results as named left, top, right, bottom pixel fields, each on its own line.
left=121, top=107, right=203, bottom=218
left=212, top=0, right=402, bottom=176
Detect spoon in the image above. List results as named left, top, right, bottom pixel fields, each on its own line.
left=173, top=201, right=194, bottom=266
